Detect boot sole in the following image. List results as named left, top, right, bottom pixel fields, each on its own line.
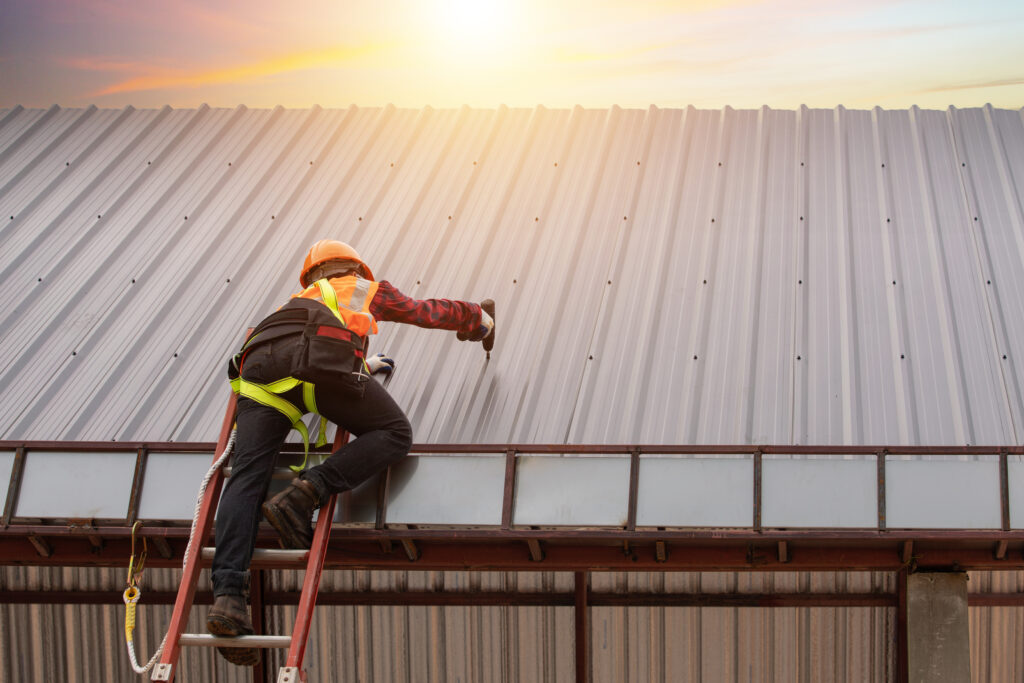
left=207, top=615, right=260, bottom=666
left=262, top=501, right=313, bottom=549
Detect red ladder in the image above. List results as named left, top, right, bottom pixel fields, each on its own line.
left=151, top=392, right=342, bottom=682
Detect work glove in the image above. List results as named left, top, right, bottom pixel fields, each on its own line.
left=366, top=353, right=395, bottom=375
left=458, top=301, right=495, bottom=343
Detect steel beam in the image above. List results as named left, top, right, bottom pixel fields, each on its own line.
left=575, top=572, right=589, bottom=683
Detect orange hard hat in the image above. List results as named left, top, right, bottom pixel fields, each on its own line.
left=299, top=239, right=374, bottom=286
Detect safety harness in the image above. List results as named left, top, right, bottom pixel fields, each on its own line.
left=228, top=279, right=368, bottom=471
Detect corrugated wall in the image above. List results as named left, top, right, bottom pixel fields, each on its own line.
left=6, top=566, right=1024, bottom=682
left=1, top=104, right=1022, bottom=445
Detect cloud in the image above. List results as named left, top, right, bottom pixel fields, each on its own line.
left=920, top=76, right=1024, bottom=94
left=91, top=43, right=390, bottom=96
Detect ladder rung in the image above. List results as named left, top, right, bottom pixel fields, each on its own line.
left=201, top=547, right=309, bottom=564
left=179, top=633, right=292, bottom=648
left=224, top=466, right=298, bottom=479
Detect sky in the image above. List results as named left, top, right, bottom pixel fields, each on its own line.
left=0, top=0, right=1022, bottom=110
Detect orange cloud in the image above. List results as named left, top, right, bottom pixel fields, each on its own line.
left=92, top=44, right=389, bottom=96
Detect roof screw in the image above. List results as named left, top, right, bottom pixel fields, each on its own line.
left=131, top=279, right=136, bottom=284
left=359, top=217, right=363, bottom=221
left=623, top=216, right=628, bottom=220
left=184, top=216, right=188, bottom=220
left=416, top=280, right=421, bottom=285
left=97, top=215, right=101, bottom=219
left=800, top=162, right=805, bottom=166
left=473, top=161, right=477, bottom=165
left=799, top=279, right=803, bottom=284
left=513, top=279, right=517, bottom=284
left=554, top=162, right=558, bottom=166
left=147, top=161, right=151, bottom=165
left=390, top=162, right=394, bottom=167
left=173, top=353, right=178, bottom=358
left=448, top=215, right=452, bottom=220
left=892, top=280, right=896, bottom=285
left=717, top=162, right=722, bottom=166
left=607, top=280, right=612, bottom=285
left=711, top=218, right=715, bottom=223
left=636, top=161, right=640, bottom=166
left=962, top=162, right=966, bottom=167
left=693, top=355, right=698, bottom=360
left=703, top=279, right=707, bottom=284
left=589, top=355, right=594, bottom=360
left=37, top=278, right=42, bottom=282
left=226, top=278, right=231, bottom=283
left=797, top=355, right=802, bottom=360
left=1003, top=355, right=1008, bottom=360
left=309, top=161, right=313, bottom=165
left=881, top=163, right=885, bottom=168
left=272, top=215, right=275, bottom=220
left=987, top=280, right=991, bottom=285
left=974, top=217, right=978, bottom=221
left=72, top=351, right=77, bottom=356
left=900, top=354, right=905, bottom=359
left=800, top=216, right=804, bottom=221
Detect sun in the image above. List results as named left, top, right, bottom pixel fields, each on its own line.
left=427, top=0, right=520, bottom=59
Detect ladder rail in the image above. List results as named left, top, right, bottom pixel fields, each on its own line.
left=284, top=430, right=347, bottom=674
left=155, top=391, right=238, bottom=679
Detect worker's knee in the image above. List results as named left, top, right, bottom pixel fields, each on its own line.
left=391, top=414, right=413, bottom=454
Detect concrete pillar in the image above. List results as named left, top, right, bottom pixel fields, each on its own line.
left=907, top=572, right=971, bottom=683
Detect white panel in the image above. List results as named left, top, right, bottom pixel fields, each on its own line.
left=16, top=451, right=135, bottom=519
left=763, top=457, right=876, bottom=528
left=1008, top=458, right=1024, bottom=529
left=137, top=452, right=214, bottom=520
left=886, top=457, right=1001, bottom=528
left=0, top=451, right=14, bottom=506
left=386, top=455, right=505, bottom=525
left=636, top=456, right=753, bottom=527
left=514, top=456, right=630, bottom=526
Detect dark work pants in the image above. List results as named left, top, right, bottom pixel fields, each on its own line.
left=211, top=338, right=412, bottom=597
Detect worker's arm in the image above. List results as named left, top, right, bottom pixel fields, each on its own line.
left=370, top=280, right=491, bottom=340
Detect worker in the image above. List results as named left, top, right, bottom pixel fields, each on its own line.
left=206, top=239, right=494, bottom=665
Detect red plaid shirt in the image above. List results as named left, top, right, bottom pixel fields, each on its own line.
left=370, top=281, right=482, bottom=336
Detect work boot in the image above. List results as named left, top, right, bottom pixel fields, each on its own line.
left=206, top=594, right=260, bottom=666
left=262, top=478, right=321, bottom=549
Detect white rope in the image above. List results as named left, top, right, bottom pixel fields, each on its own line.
left=125, top=430, right=237, bottom=674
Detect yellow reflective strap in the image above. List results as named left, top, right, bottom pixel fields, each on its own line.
left=315, top=279, right=345, bottom=326
left=302, top=381, right=328, bottom=449
left=264, top=376, right=302, bottom=393
left=302, top=381, right=318, bottom=414
left=230, top=373, right=326, bottom=472
left=235, top=379, right=304, bottom=425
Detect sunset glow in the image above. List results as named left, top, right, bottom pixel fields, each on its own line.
left=0, top=0, right=1022, bottom=109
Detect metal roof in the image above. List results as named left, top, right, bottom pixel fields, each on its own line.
left=3, top=103, right=1024, bottom=682
left=1, top=104, right=1023, bottom=445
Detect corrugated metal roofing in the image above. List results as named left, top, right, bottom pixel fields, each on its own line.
left=1, top=104, right=1023, bottom=445
left=3, top=104, right=1024, bottom=682
left=5, top=566, right=1024, bottom=682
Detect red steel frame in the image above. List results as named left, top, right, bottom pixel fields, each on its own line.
left=4, top=441, right=1023, bottom=683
